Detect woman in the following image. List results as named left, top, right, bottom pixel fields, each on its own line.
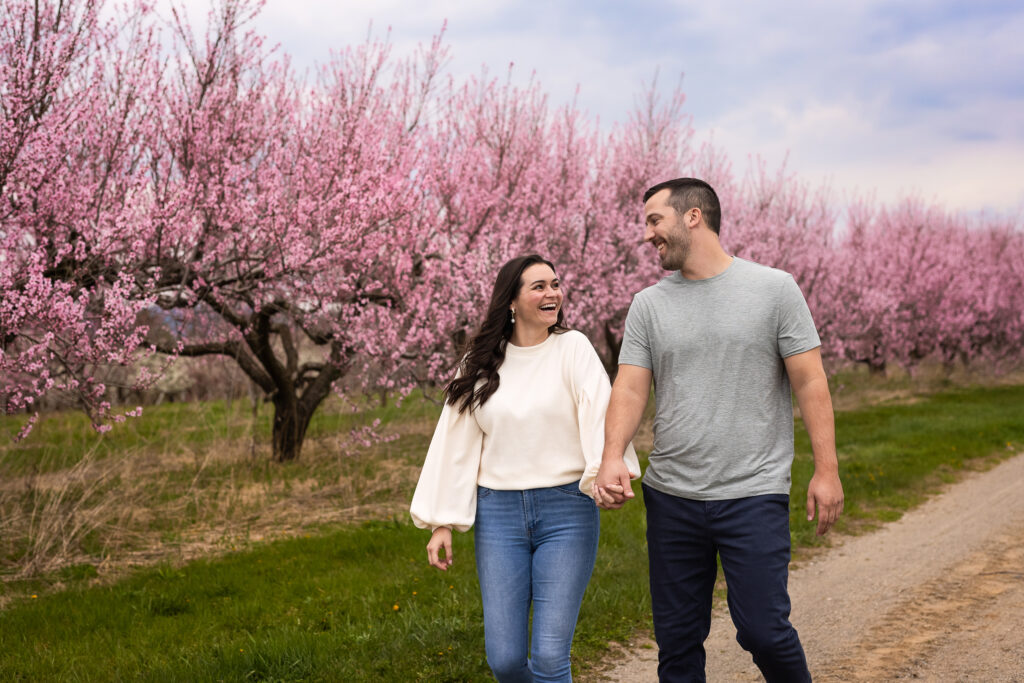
left=410, top=254, right=640, bottom=682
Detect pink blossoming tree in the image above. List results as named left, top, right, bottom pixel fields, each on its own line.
left=3, top=0, right=1022, bottom=460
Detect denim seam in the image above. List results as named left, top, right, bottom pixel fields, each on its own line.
left=522, top=490, right=533, bottom=542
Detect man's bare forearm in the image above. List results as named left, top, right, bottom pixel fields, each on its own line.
left=788, top=353, right=845, bottom=534
left=603, top=365, right=652, bottom=460
left=794, top=375, right=838, bottom=474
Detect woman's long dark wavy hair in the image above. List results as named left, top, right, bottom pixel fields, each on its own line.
left=446, top=254, right=569, bottom=414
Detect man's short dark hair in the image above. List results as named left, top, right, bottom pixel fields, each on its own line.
left=643, top=178, right=722, bottom=235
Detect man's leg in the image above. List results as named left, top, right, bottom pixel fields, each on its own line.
left=713, top=494, right=811, bottom=683
left=643, top=484, right=717, bottom=682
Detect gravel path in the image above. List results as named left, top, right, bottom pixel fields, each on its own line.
left=593, top=451, right=1024, bottom=682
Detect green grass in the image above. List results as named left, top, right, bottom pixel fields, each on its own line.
left=0, top=383, right=1022, bottom=680
left=0, top=511, right=650, bottom=681
left=0, top=522, right=481, bottom=680
left=790, top=384, right=1024, bottom=548
left=0, top=391, right=442, bottom=475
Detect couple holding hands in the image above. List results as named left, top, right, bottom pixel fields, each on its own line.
left=410, top=178, right=845, bottom=683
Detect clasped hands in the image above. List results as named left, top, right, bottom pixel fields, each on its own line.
left=592, top=458, right=636, bottom=510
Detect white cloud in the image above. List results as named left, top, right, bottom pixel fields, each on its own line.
left=812, top=142, right=1024, bottom=215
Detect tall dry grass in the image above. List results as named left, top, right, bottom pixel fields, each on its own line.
left=0, top=401, right=430, bottom=592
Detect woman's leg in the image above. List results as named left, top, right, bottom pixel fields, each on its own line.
left=528, top=482, right=600, bottom=683
left=475, top=486, right=534, bottom=683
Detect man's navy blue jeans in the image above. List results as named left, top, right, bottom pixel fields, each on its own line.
left=643, top=485, right=811, bottom=683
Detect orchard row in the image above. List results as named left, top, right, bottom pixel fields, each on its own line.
left=2, top=0, right=1020, bottom=457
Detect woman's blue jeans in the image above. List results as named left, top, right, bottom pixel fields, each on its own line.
left=474, top=482, right=600, bottom=683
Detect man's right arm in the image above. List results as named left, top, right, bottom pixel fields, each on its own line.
left=594, top=364, right=652, bottom=509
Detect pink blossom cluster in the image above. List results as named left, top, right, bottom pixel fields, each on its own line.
left=815, top=200, right=1024, bottom=373
left=1, top=0, right=159, bottom=429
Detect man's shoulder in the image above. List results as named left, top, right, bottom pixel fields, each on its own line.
left=633, top=273, right=679, bottom=300
left=734, top=257, right=792, bottom=281
left=732, top=258, right=796, bottom=291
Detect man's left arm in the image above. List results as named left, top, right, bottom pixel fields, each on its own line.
left=784, top=347, right=844, bottom=535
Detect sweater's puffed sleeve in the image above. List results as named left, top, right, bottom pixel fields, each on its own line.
left=409, top=398, right=484, bottom=532
left=571, top=334, right=641, bottom=497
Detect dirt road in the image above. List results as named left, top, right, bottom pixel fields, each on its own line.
left=595, top=452, right=1024, bottom=682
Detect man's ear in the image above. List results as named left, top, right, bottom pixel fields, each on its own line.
left=687, top=207, right=703, bottom=229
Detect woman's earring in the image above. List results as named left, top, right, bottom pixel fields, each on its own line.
left=510, top=308, right=516, bottom=324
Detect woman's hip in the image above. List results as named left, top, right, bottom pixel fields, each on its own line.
left=475, top=481, right=599, bottom=545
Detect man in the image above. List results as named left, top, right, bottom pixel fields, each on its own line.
left=594, top=178, right=844, bottom=682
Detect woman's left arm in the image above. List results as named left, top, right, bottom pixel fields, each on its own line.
left=570, top=334, right=641, bottom=496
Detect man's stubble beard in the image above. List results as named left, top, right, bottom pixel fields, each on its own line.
left=659, top=228, right=691, bottom=271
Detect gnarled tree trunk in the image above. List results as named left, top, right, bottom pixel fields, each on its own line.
left=271, top=393, right=314, bottom=462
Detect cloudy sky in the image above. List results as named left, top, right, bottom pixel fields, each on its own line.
left=194, top=0, right=1024, bottom=217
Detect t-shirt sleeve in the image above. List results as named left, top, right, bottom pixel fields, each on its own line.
left=776, top=274, right=821, bottom=358
left=409, top=399, right=484, bottom=532
left=617, top=296, right=653, bottom=369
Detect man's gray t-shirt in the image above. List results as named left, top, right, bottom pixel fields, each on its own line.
left=619, top=257, right=820, bottom=500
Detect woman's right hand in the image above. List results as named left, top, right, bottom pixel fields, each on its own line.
left=426, top=526, right=454, bottom=571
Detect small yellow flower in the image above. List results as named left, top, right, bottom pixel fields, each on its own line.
left=449, top=585, right=454, bottom=589
left=412, top=591, right=418, bottom=595
left=30, top=594, right=38, bottom=599
left=393, top=604, right=400, bottom=611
